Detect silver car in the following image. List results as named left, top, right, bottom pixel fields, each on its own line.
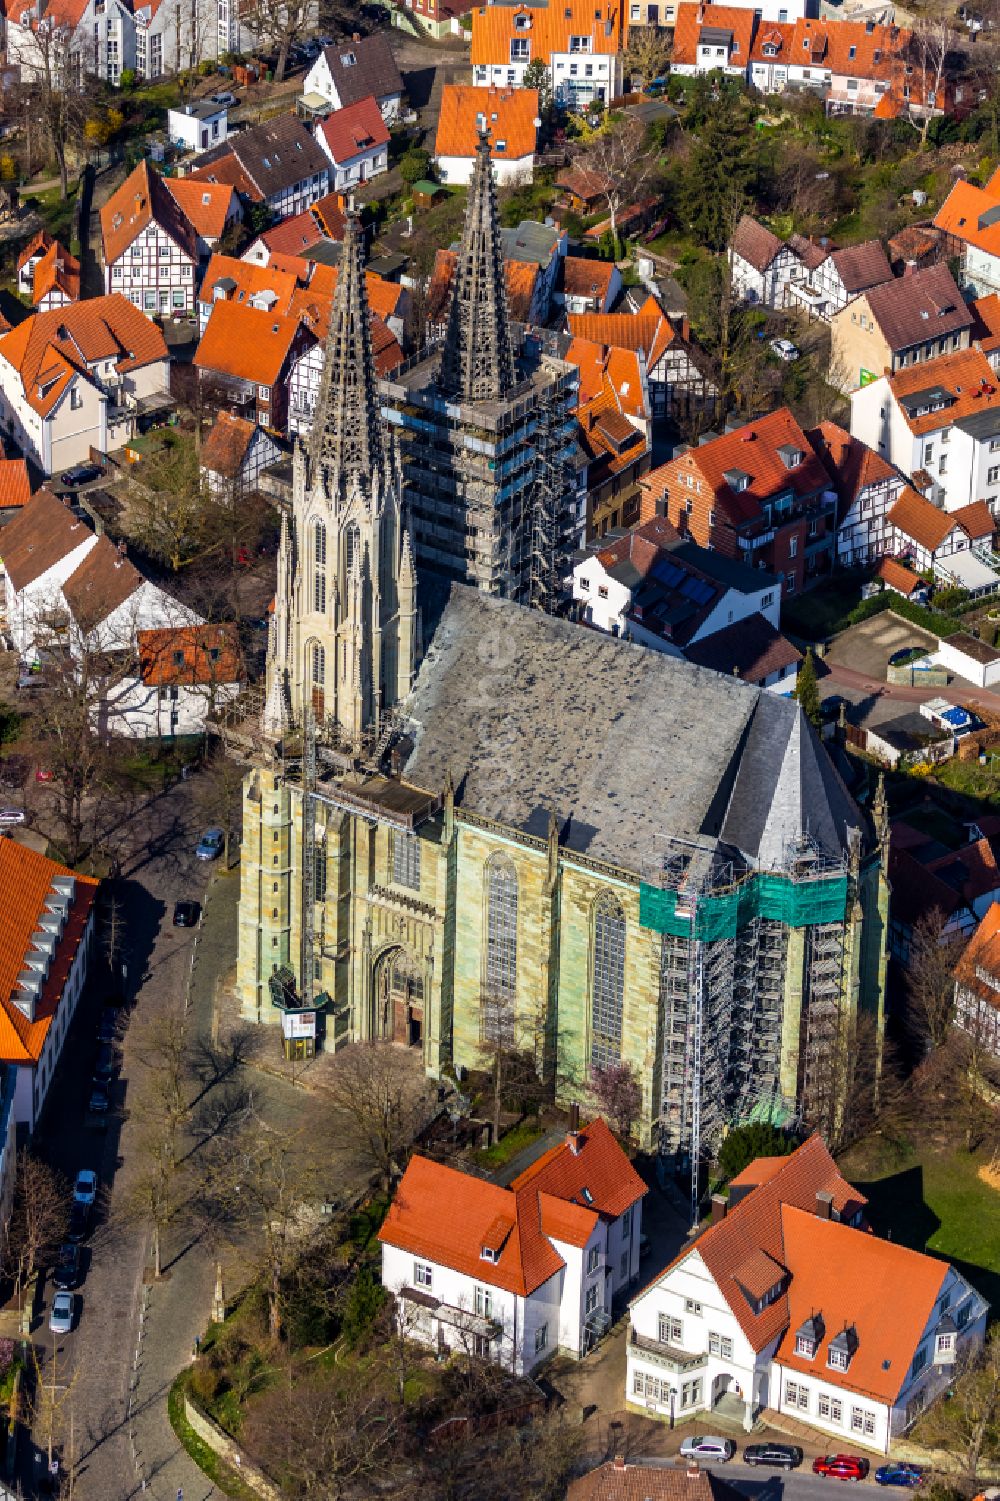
left=49, top=1291, right=75, bottom=1335
left=679, top=1436, right=737, bottom=1463
left=0, top=808, right=25, bottom=826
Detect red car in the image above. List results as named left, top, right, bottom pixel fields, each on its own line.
left=813, top=1456, right=871, bottom=1483
left=35, top=767, right=53, bottom=783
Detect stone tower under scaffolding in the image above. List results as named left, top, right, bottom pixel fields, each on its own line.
left=380, top=135, right=579, bottom=609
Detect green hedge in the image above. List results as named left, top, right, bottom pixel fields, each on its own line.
left=845, top=592, right=962, bottom=639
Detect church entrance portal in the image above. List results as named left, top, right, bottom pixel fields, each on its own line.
left=373, top=949, right=424, bottom=1047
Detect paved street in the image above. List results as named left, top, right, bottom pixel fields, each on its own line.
left=640, top=1460, right=893, bottom=1501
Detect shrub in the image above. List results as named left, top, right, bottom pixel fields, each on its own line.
left=342, top=1266, right=387, bottom=1349
left=717, top=1122, right=799, bottom=1184
left=189, top=1358, right=223, bottom=1405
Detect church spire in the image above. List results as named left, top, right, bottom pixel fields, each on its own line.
left=438, top=133, right=516, bottom=404
left=308, top=210, right=383, bottom=496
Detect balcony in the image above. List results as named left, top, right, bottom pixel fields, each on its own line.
left=738, top=529, right=775, bottom=553
left=629, top=1329, right=708, bottom=1375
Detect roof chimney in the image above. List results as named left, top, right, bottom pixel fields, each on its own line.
left=815, top=1189, right=834, bottom=1220
left=711, top=1192, right=727, bottom=1224
left=613, top=1455, right=626, bottom=1472
left=567, top=1101, right=582, bottom=1152
left=903, top=259, right=917, bottom=277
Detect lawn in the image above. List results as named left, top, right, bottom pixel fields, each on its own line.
left=839, top=1134, right=1000, bottom=1309
left=931, top=759, right=1000, bottom=811
left=24, top=182, right=79, bottom=243
left=472, top=1116, right=545, bottom=1171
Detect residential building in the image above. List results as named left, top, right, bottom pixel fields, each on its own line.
left=470, top=0, right=624, bottom=109
left=17, top=232, right=79, bottom=311
left=502, top=218, right=568, bottom=314
left=379, top=1117, right=645, bottom=1374
left=100, top=160, right=199, bottom=318
left=849, top=348, right=1000, bottom=507
left=568, top=297, right=716, bottom=423
left=124, top=623, right=242, bottom=738
left=575, top=392, right=652, bottom=539
left=434, top=84, right=539, bottom=186
left=807, top=419, right=905, bottom=567
left=241, top=191, right=347, bottom=267
left=830, top=263, right=972, bottom=393
left=670, top=3, right=756, bottom=77
left=380, top=140, right=578, bottom=606
left=730, top=214, right=806, bottom=311
left=197, top=253, right=301, bottom=335
left=0, top=454, right=33, bottom=521
left=315, top=96, right=391, bottom=190
left=400, top=0, right=475, bottom=38
left=159, top=176, right=241, bottom=257
left=641, top=407, right=836, bottom=595
left=627, top=1135, right=988, bottom=1450
left=887, top=224, right=946, bottom=278
left=557, top=257, right=622, bottom=315
left=934, top=170, right=1000, bottom=300
left=876, top=556, right=928, bottom=603
left=0, top=296, right=169, bottom=474
left=194, top=302, right=313, bottom=433
left=886, top=487, right=994, bottom=577
left=193, top=116, right=331, bottom=220
left=0, top=840, right=98, bottom=1132
left=199, top=411, right=283, bottom=495
left=970, top=293, right=1000, bottom=373
left=300, top=33, right=404, bottom=123
left=812, top=240, right=893, bottom=321
left=0, top=488, right=98, bottom=658
left=572, top=517, right=799, bottom=689
left=954, top=901, right=1000, bottom=1057
left=748, top=21, right=796, bottom=91
left=166, top=99, right=228, bottom=155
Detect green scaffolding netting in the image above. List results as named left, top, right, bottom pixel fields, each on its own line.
left=638, top=872, right=848, bottom=940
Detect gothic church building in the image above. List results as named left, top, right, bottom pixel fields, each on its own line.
left=235, top=148, right=890, bottom=1157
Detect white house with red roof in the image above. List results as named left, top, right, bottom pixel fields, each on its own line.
left=379, top=1115, right=645, bottom=1374
left=314, top=98, right=390, bottom=190
left=627, top=1136, right=987, bottom=1451
left=806, top=420, right=906, bottom=568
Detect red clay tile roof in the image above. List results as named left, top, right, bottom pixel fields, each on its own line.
left=471, top=0, right=624, bottom=67
left=828, top=239, right=892, bottom=296
left=732, top=213, right=785, bottom=274
left=953, top=499, right=995, bottom=541
left=887, top=486, right=961, bottom=552
left=568, top=300, right=674, bottom=369
left=639, top=1136, right=865, bottom=1354
left=316, top=95, right=390, bottom=165
left=774, top=1205, right=947, bottom=1405
left=806, top=419, right=898, bottom=513
left=566, top=337, right=648, bottom=422
left=196, top=114, right=330, bottom=202
left=729, top=1155, right=794, bottom=1189
left=164, top=178, right=237, bottom=243
left=30, top=240, right=79, bottom=306
left=862, top=263, right=971, bottom=354
left=555, top=167, right=613, bottom=204
left=749, top=20, right=795, bottom=63
left=562, top=256, right=616, bottom=302
left=101, top=159, right=198, bottom=266
left=787, top=231, right=830, bottom=273
left=198, top=253, right=300, bottom=316
left=0, top=488, right=93, bottom=592
left=935, top=179, right=1000, bottom=260
left=62, top=536, right=143, bottom=634
left=683, top=615, right=802, bottom=684
left=927, top=834, right=1000, bottom=904
left=200, top=411, right=258, bottom=478
left=381, top=1117, right=644, bottom=1296
left=138, top=623, right=241, bottom=686
left=888, top=845, right=967, bottom=924
left=435, top=83, right=538, bottom=161
left=877, top=557, right=924, bottom=596
left=568, top=1463, right=730, bottom=1501
left=16, top=230, right=55, bottom=276
left=0, top=459, right=31, bottom=510
left=194, top=300, right=302, bottom=385
left=885, top=347, right=1000, bottom=436
left=970, top=292, right=1000, bottom=354
left=427, top=246, right=538, bottom=326
left=671, top=2, right=756, bottom=68
left=955, top=900, right=1000, bottom=1011
left=188, top=153, right=260, bottom=201
left=0, top=841, right=98, bottom=1067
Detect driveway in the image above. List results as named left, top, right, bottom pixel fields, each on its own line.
left=823, top=616, right=939, bottom=681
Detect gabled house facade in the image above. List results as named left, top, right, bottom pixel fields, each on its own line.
left=379, top=1116, right=646, bottom=1376
left=812, top=240, right=893, bottom=321
left=434, top=84, right=539, bottom=186
left=670, top=3, right=756, bottom=77
left=193, top=116, right=331, bottom=221
left=831, top=263, right=972, bottom=393
left=807, top=419, right=905, bottom=567
left=315, top=96, right=391, bottom=190
left=730, top=214, right=804, bottom=310
left=301, top=33, right=404, bottom=122
left=627, top=1136, right=988, bottom=1451
left=954, top=901, right=1000, bottom=1058
left=934, top=171, right=1000, bottom=301
left=199, top=410, right=283, bottom=496
left=886, top=487, right=992, bottom=576
left=100, top=160, right=200, bottom=318
left=470, top=0, right=624, bottom=109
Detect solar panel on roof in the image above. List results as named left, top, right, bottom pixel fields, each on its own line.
left=650, top=558, right=684, bottom=588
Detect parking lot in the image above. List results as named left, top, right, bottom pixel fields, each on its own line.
left=823, top=615, right=939, bottom=682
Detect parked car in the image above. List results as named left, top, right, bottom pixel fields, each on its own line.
left=769, top=337, right=801, bottom=362
left=744, top=1443, right=804, bottom=1470
left=73, top=1169, right=98, bottom=1205
left=93, top=1043, right=115, bottom=1084
left=173, top=900, right=201, bottom=928
left=0, top=808, right=25, bottom=826
left=59, top=464, right=101, bottom=487
left=52, top=1242, right=81, bottom=1292
left=875, top=1465, right=925, bottom=1488
left=88, top=1082, right=111, bottom=1115
left=210, top=89, right=236, bottom=105
left=195, top=827, right=225, bottom=861
left=68, top=1202, right=90, bottom=1242
left=35, top=766, right=53, bottom=782
left=813, top=1455, right=871, bottom=1482
left=97, top=1012, right=119, bottom=1045
left=679, top=1437, right=736, bottom=1463
left=49, top=1290, right=75, bottom=1335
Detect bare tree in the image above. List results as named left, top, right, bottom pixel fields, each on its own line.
left=907, top=905, right=961, bottom=1050
left=589, top=1060, right=642, bottom=1144
left=576, top=115, right=657, bottom=257
left=911, top=17, right=957, bottom=144
left=16, top=20, right=86, bottom=200
left=4, top=1150, right=70, bottom=1312
left=623, top=24, right=671, bottom=88
left=124, top=1012, right=189, bottom=1279
left=192, top=746, right=246, bottom=867
left=241, top=0, right=314, bottom=82
left=324, top=1043, right=433, bottom=1192
left=917, top=1326, right=1000, bottom=1482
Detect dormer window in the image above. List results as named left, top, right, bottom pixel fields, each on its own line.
left=763, top=43, right=777, bottom=55
left=514, top=10, right=530, bottom=25
left=828, top=1327, right=858, bottom=1371
left=795, top=1313, right=824, bottom=1360
left=778, top=443, right=803, bottom=470
left=340, top=49, right=356, bottom=64
left=796, top=1334, right=816, bottom=1358
left=724, top=467, right=751, bottom=492
left=934, top=1315, right=957, bottom=1363
left=480, top=1245, right=498, bottom=1263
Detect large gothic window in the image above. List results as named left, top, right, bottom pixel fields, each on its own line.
left=591, top=893, right=625, bottom=1069
left=392, top=832, right=421, bottom=890
left=312, top=519, right=327, bottom=613
left=344, top=522, right=360, bottom=578
left=484, top=856, right=517, bottom=1045
left=309, top=641, right=325, bottom=721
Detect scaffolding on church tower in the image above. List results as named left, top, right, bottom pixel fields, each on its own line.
left=299, top=710, right=318, bottom=1009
